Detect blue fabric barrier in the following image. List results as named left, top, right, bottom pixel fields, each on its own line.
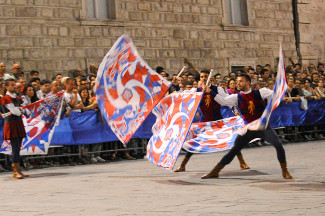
left=1, top=99, right=325, bottom=146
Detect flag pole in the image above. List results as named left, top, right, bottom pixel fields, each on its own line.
left=206, top=69, right=213, bottom=86
left=176, top=66, right=186, bottom=78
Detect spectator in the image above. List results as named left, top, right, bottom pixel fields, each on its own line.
left=185, top=82, right=193, bottom=90
left=314, top=80, right=325, bottom=98
left=79, top=77, right=90, bottom=91
left=12, top=63, right=22, bottom=80
left=64, top=78, right=84, bottom=112
left=317, top=63, right=324, bottom=72
left=29, top=77, right=41, bottom=92
left=267, top=79, right=275, bottom=90
left=248, top=68, right=255, bottom=80
left=21, top=84, right=38, bottom=106
left=53, top=73, right=63, bottom=82
left=155, top=66, right=164, bottom=74
left=214, top=73, right=222, bottom=82
left=192, top=80, right=198, bottom=88
left=0, top=62, right=13, bottom=81
left=226, top=79, right=238, bottom=94
left=89, top=64, right=98, bottom=75
left=311, top=72, right=320, bottom=88
left=73, top=68, right=83, bottom=78
left=260, top=69, right=269, bottom=82
left=48, top=80, right=62, bottom=96
left=37, top=79, right=51, bottom=99
left=30, top=70, right=39, bottom=79
left=256, top=64, right=262, bottom=74
left=302, top=79, right=316, bottom=99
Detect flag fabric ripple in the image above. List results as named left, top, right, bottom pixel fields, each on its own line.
left=0, top=92, right=64, bottom=155
left=147, top=92, right=203, bottom=170
left=95, top=34, right=171, bottom=144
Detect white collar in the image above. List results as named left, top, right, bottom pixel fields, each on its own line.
left=6, top=92, right=16, bottom=98
left=241, top=88, right=252, bottom=94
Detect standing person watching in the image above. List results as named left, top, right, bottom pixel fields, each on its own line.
left=0, top=62, right=13, bottom=81
left=0, top=78, right=28, bottom=179
left=12, top=63, right=22, bottom=80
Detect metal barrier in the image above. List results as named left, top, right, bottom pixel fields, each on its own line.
left=0, top=125, right=324, bottom=168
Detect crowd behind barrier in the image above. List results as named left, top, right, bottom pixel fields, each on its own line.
left=0, top=60, right=325, bottom=172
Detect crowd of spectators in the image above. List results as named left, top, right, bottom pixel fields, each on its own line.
left=0, top=62, right=141, bottom=172
left=0, top=59, right=324, bottom=172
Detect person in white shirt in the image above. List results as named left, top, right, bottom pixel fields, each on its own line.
left=201, top=74, right=292, bottom=180
left=64, top=78, right=84, bottom=112
left=0, top=62, right=13, bottom=81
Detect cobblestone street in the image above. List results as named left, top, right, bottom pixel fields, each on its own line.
left=1, top=141, right=325, bottom=216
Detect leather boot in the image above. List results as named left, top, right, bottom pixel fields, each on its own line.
left=201, top=163, right=225, bottom=179
left=11, top=164, right=23, bottom=179
left=174, top=157, right=190, bottom=172
left=15, top=163, right=29, bottom=177
left=237, top=155, right=250, bottom=170
left=280, top=162, right=293, bottom=179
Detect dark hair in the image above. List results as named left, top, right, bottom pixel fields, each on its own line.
left=52, top=73, right=62, bottom=81
left=40, top=79, right=50, bottom=86
left=156, top=66, right=164, bottom=74
left=5, top=78, right=16, bottom=86
left=214, top=73, right=221, bottom=78
left=318, top=63, right=324, bottom=67
left=200, top=69, right=210, bottom=74
left=22, top=84, right=39, bottom=103
left=30, top=70, right=39, bottom=76
left=260, top=69, right=269, bottom=75
left=227, top=79, right=236, bottom=88
left=303, top=78, right=312, bottom=84
left=265, top=64, right=271, bottom=67
left=240, top=74, right=251, bottom=83
left=29, top=77, right=40, bottom=84
left=256, top=65, right=262, bottom=68
left=186, top=81, right=193, bottom=86
left=80, top=77, right=88, bottom=82
left=248, top=67, right=255, bottom=72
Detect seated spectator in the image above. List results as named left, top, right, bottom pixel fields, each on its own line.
left=37, top=79, right=51, bottom=99
left=226, top=79, right=238, bottom=94
left=21, top=84, right=38, bottom=106
left=314, top=80, right=325, bottom=98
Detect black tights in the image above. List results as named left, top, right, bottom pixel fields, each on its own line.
left=219, top=126, right=286, bottom=166
left=10, top=137, right=23, bottom=164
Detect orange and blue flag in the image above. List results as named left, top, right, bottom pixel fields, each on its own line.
left=95, top=35, right=171, bottom=144
left=183, top=116, right=244, bottom=153
left=0, top=92, right=64, bottom=155
left=147, top=92, right=203, bottom=170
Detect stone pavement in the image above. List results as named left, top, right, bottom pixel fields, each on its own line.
left=0, top=141, right=325, bottom=216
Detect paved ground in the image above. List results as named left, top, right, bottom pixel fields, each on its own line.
left=0, top=140, right=325, bottom=216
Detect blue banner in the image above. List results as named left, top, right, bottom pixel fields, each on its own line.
left=1, top=99, right=325, bottom=146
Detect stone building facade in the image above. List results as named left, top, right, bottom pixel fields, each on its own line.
left=0, top=0, right=324, bottom=79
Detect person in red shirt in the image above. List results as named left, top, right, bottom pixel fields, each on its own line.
left=201, top=74, right=292, bottom=179
left=1, top=78, right=28, bottom=179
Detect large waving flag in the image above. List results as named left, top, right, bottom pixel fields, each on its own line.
left=95, top=35, right=171, bottom=144
left=183, top=116, right=244, bottom=153
left=147, top=92, right=203, bottom=170
left=237, top=44, right=287, bottom=134
left=0, top=92, right=64, bottom=155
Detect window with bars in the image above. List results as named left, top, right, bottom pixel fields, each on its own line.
left=87, top=0, right=115, bottom=19
left=226, top=0, right=249, bottom=26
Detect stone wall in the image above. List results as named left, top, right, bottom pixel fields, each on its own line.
left=0, top=0, right=303, bottom=78
left=298, top=0, right=325, bottom=65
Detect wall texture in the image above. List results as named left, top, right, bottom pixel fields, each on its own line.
left=0, top=0, right=322, bottom=78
